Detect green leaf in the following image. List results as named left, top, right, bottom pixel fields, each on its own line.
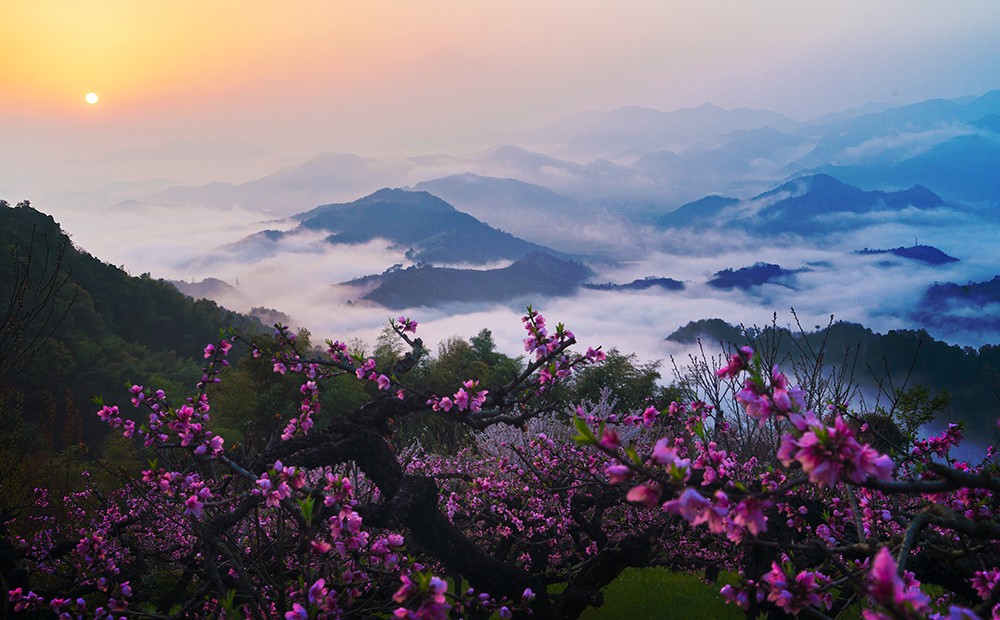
left=693, top=420, right=707, bottom=442
left=219, top=589, right=239, bottom=616
left=572, top=415, right=598, bottom=446
left=298, top=496, right=316, bottom=526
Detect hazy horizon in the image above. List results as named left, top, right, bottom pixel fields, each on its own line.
left=5, top=2, right=1000, bottom=194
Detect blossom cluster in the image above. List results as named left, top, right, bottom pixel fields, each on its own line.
left=100, top=337, right=236, bottom=459
left=392, top=573, right=451, bottom=620
left=778, top=410, right=895, bottom=487
left=763, top=560, right=832, bottom=615
left=427, top=379, right=488, bottom=413
left=521, top=306, right=571, bottom=360
left=912, top=422, right=963, bottom=460
left=142, top=468, right=214, bottom=518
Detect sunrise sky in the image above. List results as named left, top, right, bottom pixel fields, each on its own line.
left=3, top=0, right=1000, bottom=196
left=4, top=0, right=1000, bottom=363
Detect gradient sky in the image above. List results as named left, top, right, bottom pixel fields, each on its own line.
left=3, top=0, right=1000, bottom=194
left=4, top=0, right=1000, bottom=362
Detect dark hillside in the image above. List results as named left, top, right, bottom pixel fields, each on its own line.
left=0, top=201, right=261, bottom=447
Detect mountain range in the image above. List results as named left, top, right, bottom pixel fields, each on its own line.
left=655, top=174, right=945, bottom=236
left=173, top=169, right=990, bottom=330
left=84, top=87, right=1000, bottom=355
left=114, top=89, right=1000, bottom=225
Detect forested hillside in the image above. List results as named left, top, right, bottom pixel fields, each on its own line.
left=0, top=200, right=261, bottom=451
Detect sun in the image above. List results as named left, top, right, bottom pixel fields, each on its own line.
left=85, top=92, right=99, bottom=105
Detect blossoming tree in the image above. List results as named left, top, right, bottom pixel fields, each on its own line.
left=4, top=309, right=1000, bottom=619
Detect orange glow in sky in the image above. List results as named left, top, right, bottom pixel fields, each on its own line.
left=2, top=2, right=352, bottom=113
left=2, top=1, right=999, bottom=163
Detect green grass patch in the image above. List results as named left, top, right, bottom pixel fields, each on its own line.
left=579, top=568, right=742, bottom=620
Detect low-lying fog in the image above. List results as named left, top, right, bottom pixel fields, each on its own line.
left=54, top=199, right=998, bottom=369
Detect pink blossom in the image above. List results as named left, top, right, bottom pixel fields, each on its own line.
left=641, top=405, right=659, bottom=426
left=256, top=473, right=272, bottom=492
left=652, top=439, right=692, bottom=483
left=625, top=484, right=660, bottom=508
left=769, top=367, right=805, bottom=413
left=605, top=464, right=632, bottom=484
left=972, top=569, right=1000, bottom=599
left=598, top=427, right=620, bottom=451
left=716, top=346, right=754, bottom=379
left=732, top=496, right=769, bottom=536
left=355, top=358, right=376, bottom=379
left=311, top=540, right=332, bottom=554
left=267, top=482, right=291, bottom=508
left=98, top=405, right=120, bottom=423
left=736, top=380, right=773, bottom=421
left=586, top=347, right=606, bottom=362
left=702, top=490, right=731, bottom=534
left=913, top=423, right=964, bottom=460
left=663, top=488, right=710, bottom=523
left=183, top=494, right=204, bottom=518
left=780, top=413, right=894, bottom=487
left=864, top=547, right=930, bottom=618
left=428, top=576, right=447, bottom=600
left=469, top=389, right=488, bottom=412
left=453, top=388, right=470, bottom=411
left=308, top=578, right=328, bottom=606
left=393, top=576, right=417, bottom=603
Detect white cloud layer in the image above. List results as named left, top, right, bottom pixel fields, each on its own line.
left=50, top=198, right=999, bottom=375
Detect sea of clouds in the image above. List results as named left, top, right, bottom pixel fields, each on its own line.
left=52, top=196, right=998, bottom=373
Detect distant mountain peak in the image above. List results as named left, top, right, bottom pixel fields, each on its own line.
left=707, top=262, right=801, bottom=290
left=856, top=245, right=959, bottom=265
left=753, top=173, right=944, bottom=210
left=361, top=187, right=456, bottom=211
left=970, top=113, right=1000, bottom=133
left=292, top=188, right=570, bottom=265
left=756, top=173, right=850, bottom=199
